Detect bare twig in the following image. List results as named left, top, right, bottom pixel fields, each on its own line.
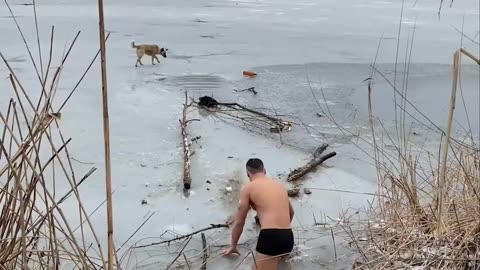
left=117, top=211, right=156, bottom=252
left=201, top=233, right=208, bottom=270
left=3, top=0, right=42, bottom=82
left=32, top=0, right=43, bottom=78
left=58, top=32, right=111, bottom=111
left=134, top=224, right=229, bottom=248
left=183, top=253, right=192, bottom=270
left=234, top=87, right=258, bottom=95
left=304, top=187, right=385, bottom=197
left=331, top=228, right=337, bottom=260
left=166, top=237, right=192, bottom=270
left=450, top=24, right=480, bottom=45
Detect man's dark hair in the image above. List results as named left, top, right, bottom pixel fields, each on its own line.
left=246, top=158, right=264, bottom=174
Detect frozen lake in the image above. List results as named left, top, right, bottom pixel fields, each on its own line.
left=0, top=0, right=479, bottom=269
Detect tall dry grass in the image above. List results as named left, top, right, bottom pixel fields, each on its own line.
left=0, top=1, right=112, bottom=269
left=347, top=50, right=480, bottom=269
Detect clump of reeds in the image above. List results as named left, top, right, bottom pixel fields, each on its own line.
left=349, top=141, right=480, bottom=269
left=0, top=1, right=111, bottom=268
left=346, top=49, right=480, bottom=269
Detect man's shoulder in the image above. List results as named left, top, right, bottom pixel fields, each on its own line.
left=265, top=177, right=282, bottom=186
left=242, top=182, right=253, bottom=192
left=251, top=177, right=282, bottom=189
left=266, top=177, right=277, bottom=182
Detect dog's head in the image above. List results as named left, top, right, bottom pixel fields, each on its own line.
left=160, top=48, right=168, bottom=58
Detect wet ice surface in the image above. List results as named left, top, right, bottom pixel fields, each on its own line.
left=0, top=0, right=479, bottom=269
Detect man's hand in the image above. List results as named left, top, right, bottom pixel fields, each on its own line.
left=221, top=246, right=240, bottom=256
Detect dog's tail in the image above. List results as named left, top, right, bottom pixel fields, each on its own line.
left=131, top=40, right=137, bottom=48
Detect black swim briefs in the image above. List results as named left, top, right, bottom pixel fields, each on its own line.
left=255, top=228, right=294, bottom=256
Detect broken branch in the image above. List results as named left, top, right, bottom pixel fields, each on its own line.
left=287, top=144, right=336, bottom=182
left=180, top=92, right=197, bottom=190
left=287, top=152, right=336, bottom=182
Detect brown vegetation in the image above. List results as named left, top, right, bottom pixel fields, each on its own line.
left=348, top=49, right=480, bottom=269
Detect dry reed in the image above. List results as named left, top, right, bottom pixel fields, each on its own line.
left=96, top=0, right=115, bottom=268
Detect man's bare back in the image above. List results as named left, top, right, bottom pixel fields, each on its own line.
left=246, top=176, right=292, bottom=229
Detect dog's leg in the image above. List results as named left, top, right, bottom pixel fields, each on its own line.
left=152, top=56, right=155, bottom=65
left=155, top=56, right=161, bottom=63
left=136, top=50, right=144, bottom=66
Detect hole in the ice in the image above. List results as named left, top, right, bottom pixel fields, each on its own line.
left=165, top=74, right=227, bottom=91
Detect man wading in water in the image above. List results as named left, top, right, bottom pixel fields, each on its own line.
left=221, top=158, right=295, bottom=270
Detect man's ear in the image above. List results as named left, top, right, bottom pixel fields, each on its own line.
left=263, top=168, right=266, bottom=174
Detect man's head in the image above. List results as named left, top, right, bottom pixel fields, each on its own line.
left=246, top=158, right=266, bottom=180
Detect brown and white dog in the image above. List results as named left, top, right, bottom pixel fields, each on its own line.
left=131, top=41, right=168, bottom=67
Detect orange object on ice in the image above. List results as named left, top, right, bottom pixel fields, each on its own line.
left=243, top=70, right=257, bottom=77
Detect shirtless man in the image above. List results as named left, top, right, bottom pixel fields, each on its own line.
left=221, top=158, right=295, bottom=270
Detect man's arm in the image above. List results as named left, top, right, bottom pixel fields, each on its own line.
left=289, top=200, right=295, bottom=222
left=231, top=185, right=250, bottom=249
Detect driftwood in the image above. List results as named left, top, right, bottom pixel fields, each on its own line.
left=201, top=233, right=207, bottom=270
left=287, top=144, right=336, bottom=182
left=134, top=223, right=229, bottom=248
left=179, top=92, right=198, bottom=190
